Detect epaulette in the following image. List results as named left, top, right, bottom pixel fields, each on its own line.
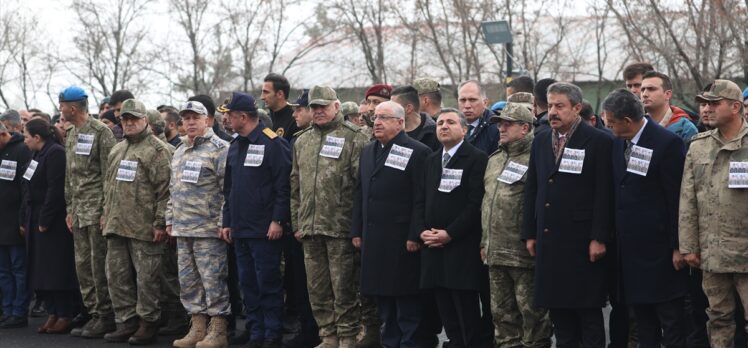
left=65, top=124, right=74, bottom=131
left=488, top=148, right=504, bottom=158
left=293, top=126, right=312, bottom=137
left=342, top=121, right=361, bottom=132
left=210, top=136, right=226, bottom=148
left=690, top=130, right=713, bottom=142
left=262, top=128, right=278, bottom=139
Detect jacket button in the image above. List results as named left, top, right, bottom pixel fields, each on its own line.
left=545, top=203, right=550, bottom=208
left=543, top=228, right=549, bottom=233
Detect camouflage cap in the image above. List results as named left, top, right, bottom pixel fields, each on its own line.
left=179, top=100, right=208, bottom=116
left=309, top=86, right=338, bottom=106
left=340, top=101, right=359, bottom=116
left=507, top=92, right=534, bottom=113
left=695, top=79, right=742, bottom=103
left=146, top=109, right=164, bottom=127
left=120, top=99, right=147, bottom=118
left=490, top=102, right=535, bottom=124
left=413, top=78, right=440, bottom=95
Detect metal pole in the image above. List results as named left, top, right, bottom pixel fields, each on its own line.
left=506, top=42, right=513, bottom=80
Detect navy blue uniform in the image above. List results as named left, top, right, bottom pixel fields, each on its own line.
left=223, top=121, right=291, bottom=342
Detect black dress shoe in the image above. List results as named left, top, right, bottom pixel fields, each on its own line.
left=30, top=305, right=46, bottom=318
left=0, top=316, right=29, bottom=328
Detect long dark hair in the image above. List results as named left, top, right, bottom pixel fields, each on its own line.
left=25, top=118, right=64, bottom=145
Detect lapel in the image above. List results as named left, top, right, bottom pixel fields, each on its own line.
left=620, top=119, right=655, bottom=183
left=445, top=139, right=470, bottom=169
left=371, top=131, right=408, bottom=177
left=548, top=120, right=593, bottom=178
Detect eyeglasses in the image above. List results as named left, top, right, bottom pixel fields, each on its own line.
left=370, top=114, right=400, bottom=121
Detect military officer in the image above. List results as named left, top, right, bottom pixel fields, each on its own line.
left=290, top=86, right=368, bottom=348
left=102, top=99, right=172, bottom=345
left=60, top=86, right=117, bottom=338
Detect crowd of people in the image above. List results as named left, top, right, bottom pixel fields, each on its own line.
left=0, top=64, right=746, bottom=348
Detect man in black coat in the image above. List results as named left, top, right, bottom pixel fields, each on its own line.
left=351, top=101, right=430, bottom=348
left=420, top=108, right=488, bottom=348
left=522, top=82, right=614, bottom=348
left=0, top=122, right=31, bottom=327
left=458, top=80, right=499, bottom=155
left=604, top=89, right=689, bottom=348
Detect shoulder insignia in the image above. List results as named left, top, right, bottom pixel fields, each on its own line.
left=210, top=136, right=226, bottom=148
left=293, top=126, right=312, bottom=137
left=275, top=127, right=285, bottom=137
left=263, top=128, right=278, bottom=139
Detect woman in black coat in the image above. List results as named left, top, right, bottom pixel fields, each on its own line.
left=22, top=118, right=78, bottom=334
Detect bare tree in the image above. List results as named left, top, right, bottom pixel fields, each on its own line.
left=225, top=0, right=268, bottom=92
left=69, top=0, right=152, bottom=97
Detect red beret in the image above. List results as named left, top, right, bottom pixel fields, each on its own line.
left=365, top=84, right=393, bottom=99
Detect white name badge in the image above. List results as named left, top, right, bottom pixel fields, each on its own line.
left=0, top=160, right=17, bottom=181
left=498, top=161, right=528, bottom=184
left=384, top=144, right=413, bottom=171
left=626, top=145, right=653, bottom=176
left=438, top=168, right=463, bottom=193
left=558, top=148, right=585, bottom=174
left=116, top=160, right=138, bottom=182
left=75, top=133, right=95, bottom=155
left=320, top=135, right=345, bottom=159
left=181, top=161, right=202, bottom=183
left=22, top=160, right=38, bottom=181
left=244, top=144, right=265, bottom=167
left=728, top=161, right=748, bottom=188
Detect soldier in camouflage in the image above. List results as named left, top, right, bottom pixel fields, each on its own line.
left=166, top=100, right=231, bottom=348
left=60, top=86, right=117, bottom=338
left=679, top=79, right=748, bottom=348
left=481, top=103, right=552, bottom=348
left=101, top=99, right=172, bottom=345
left=290, top=85, right=368, bottom=348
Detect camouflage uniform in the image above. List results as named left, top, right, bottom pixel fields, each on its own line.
left=290, top=92, right=368, bottom=339
left=481, top=104, right=551, bottom=348
left=679, top=114, right=748, bottom=348
left=166, top=127, right=230, bottom=316
left=64, top=116, right=116, bottom=321
left=103, top=100, right=172, bottom=324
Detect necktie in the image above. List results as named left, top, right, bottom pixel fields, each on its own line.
left=624, top=140, right=633, bottom=163
left=442, top=153, right=451, bottom=168
left=555, top=134, right=567, bottom=161
left=468, top=125, right=475, bottom=137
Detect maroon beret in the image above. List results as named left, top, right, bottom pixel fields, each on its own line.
left=365, top=84, right=393, bottom=99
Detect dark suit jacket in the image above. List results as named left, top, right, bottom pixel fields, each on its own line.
left=612, top=119, right=688, bottom=305
left=522, top=120, right=613, bottom=308
left=466, top=110, right=499, bottom=155
left=352, top=131, right=431, bottom=296
left=420, top=140, right=487, bottom=290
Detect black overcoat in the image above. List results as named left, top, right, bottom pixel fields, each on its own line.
left=522, top=121, right=613, bottom=308
left=0, top=133, right=31, bottom=245
left=612, top=119, right=688, bottom=304
left=420, top=140, right=487, bottom=290
left=23, top=141, right=77, bottom=290
left=352, top=131, right=431, bottom=296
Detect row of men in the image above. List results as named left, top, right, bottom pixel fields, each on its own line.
left=0, top=67, right=746, bottom=348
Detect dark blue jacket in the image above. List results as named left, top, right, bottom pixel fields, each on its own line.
left=466, top=109, right=499, bottom=155
left=223, top=122, right=291, bottom=238
left=612, top=119, right=688, bottom=304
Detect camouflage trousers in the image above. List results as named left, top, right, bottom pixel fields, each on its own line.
left=702, top=271, right=748, bottom=348
left=106, top=234, right=163, bottom=323
left=488, top=265, right=552, bottom=348
left=354, top=249, right=380, bottom=328
left=302, top=235, right=359, bottom=338
left=72, top=223, right=113, bottom=318
left=176, top=237, right=230, bottom=316
left=160, top=241, right=182, bottom=311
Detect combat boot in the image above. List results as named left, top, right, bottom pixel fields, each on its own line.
left=315, top=334, right=339, bottom=348
left=81, top=315, right=116, bottom=338
left=104, top=317, right=139, bottom=342
left=354, top=325, right=381, bottom=348
left=196, top=316, right=228, bottom=348
left=158, top=309, right=189, bottom=336
left=338, top=335, right=356, bottom=348
left=127, top=319, right=160, bottom=345
left=173, top=314, right=208, bottom=348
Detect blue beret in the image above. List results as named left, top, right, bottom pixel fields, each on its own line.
left=743, top=87, right=748, bottom=100
left=59, top=86, right=88, bottom=102
left=491, top=101, right=507, bottom=112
